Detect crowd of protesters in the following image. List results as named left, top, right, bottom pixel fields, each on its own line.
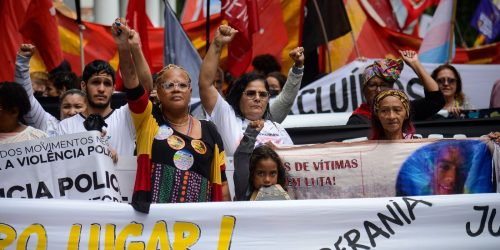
left=1, top=21, right=499, bottom=212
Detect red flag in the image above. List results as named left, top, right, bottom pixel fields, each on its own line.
left=222, top=0, right=260, bottom=76
left=126, top=0, right=153, bottom=68
left=57, top=11, right=117, bottom=74
left=251, top=0, right=288, bottom=69
left=19, top=0, right=63, bottom=72
left=0, top=0, right=29, bottom=81
left=391, top=0, right=439, bottom=30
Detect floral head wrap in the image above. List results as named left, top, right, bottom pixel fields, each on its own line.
left=373, top=89, right=410, bottom=118
left=363, top=58, right=404, bottom=86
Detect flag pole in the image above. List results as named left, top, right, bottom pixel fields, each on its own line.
left=342, top=2, right=360, bottom=59
left=75, top=0, right=85, bottom=74
left=205, top=0, right=210, bottom=53
left=448, top=0, right=457, bottom=63
left=311, top=0, right=332, bottom=73
left=455, top=22, right=468, bottom=48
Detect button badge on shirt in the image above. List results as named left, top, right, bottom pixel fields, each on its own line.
left=167, top=135, right=185, bottom=150
left=173, top=150, right=194, bottom=170
left=155, top=125, right=173, bottom=140
left=191, top=140, right=207, bottom=154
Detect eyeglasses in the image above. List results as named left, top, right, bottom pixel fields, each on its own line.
left=243, top=90, right=270, bottom=99
left=366, top=82, right=391, bottom=91
left=436, top=77, right=457, bottom=85
left=160, top=82, right=190, bottom=91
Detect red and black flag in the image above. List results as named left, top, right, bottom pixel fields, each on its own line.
left=301, top=0, right=352, bottom=86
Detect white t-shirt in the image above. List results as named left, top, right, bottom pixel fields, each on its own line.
left=0, top=126, right=48, bottom=144
left=57, top=105, right=135, bottom=155
left=208, top=94, right=293, bottom=157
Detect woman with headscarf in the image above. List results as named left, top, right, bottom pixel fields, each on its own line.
left=370, top=89, right=415, bottom=140
left=114, top=22, right=230, bottom=213
left=347, top=50, right=445, bottom=125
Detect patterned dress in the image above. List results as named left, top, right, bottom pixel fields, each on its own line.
left=127, top=86, right=226, bottom=213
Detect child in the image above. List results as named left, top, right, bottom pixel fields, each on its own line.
left=248, top=145, right=289, bottom=201
left=233, top=120, right=289, bottom=201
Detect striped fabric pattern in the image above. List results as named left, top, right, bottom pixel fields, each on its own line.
left=128, top=90, right=225, bottom=213
left=418, top=0, right=454, bottom=63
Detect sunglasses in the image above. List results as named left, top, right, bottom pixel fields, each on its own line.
left=243, top=90, right=270, bottom=99
left=160, top=82, right=190, bottom=91
left=436, top=77, right=457, bottom=85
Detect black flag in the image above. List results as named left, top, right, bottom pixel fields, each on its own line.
left=302, top=0, right=352, bottom=86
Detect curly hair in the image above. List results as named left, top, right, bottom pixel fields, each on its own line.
left=155, top=64, right=192, bottom=85
left=396, top=140, right=493, bottom=196
left=249, top=145, right=288, bottom=193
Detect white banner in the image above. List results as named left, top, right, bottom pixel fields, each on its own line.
left=0, top=132, right=123, bottom=201
left=0, top=194, right=499, bottom=249
left=291, top=60, right=500, bottom=114
left=2, top=135, right=496, bottom=203
left=277, top=139, right=496, bottom=199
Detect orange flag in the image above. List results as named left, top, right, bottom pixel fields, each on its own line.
left=57, top=11, right=118, bottom=74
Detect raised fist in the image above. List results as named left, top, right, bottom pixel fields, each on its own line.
left=213, top=25, right=238, bottom=47
left=289, top=47, right=305, bottom=68
left=18, top=44, right=36, bottom=58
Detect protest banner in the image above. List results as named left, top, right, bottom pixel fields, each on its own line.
left=0, top=194, right=499, bottom=249
left=2, top=134, right=497, bottom=204
left=113, top=155, right=137, bottom=203
left=0, top=131, right=123, bottom=201
left=291, top=60, right=500, bottom=114
left=276, top=138, right=496, bottom=199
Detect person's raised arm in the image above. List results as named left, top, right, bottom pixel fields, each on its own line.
left=198, top=25, right=237, bottom=114
left=129, top=29, right=153, bottom=92
left=15, top=44, right=36, bottom=96
left=399, top=50, right=439, bottom=92
left=233, top=120, right=264, bottom=201
left=270, top=47, right=304, bottom=123
left=16, top=44, right=57, bottom=131
left=112, top=18, right=139, bottom=90
left=400, top=50, right=445, bottom=120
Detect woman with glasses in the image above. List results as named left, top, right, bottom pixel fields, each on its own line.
left=431, top=64, right=472, bottom=118
left=115, top=24, right=230, bottom=213
left=347, top=50, right=445, bottom=125
left=198, top=25, right=300, bottom=157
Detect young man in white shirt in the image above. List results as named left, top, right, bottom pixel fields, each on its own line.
left=58, top=18, right=153, bottom=156
left=57, top=60, right=136, bottom=155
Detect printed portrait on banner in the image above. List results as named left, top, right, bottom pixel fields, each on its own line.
left=396, top=140, right=493, bottom=196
